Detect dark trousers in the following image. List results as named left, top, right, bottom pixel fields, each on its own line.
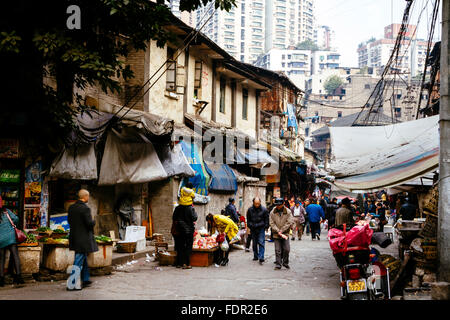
left=174, top=233, right=194, bottom=266
left=251, top=228, right=266, bottom=260
left=0, top=244, right=21, bottom=277
left=214, top=236, right=230, bottom=264
left=245, top=232, right=252, bottom=249
left=274, top=238, right=290, bottom=267
left=305, top=219, right=310, bottom=234
left=310, top=222, right=321, bottom=239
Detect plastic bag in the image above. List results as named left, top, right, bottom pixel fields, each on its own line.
left=220, top=237, right=229, bottom=252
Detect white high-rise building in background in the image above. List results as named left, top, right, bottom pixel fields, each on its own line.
left=265, top=0, right=315, bottom=52
left=174, top=0, right=315, bottom=64
left=314, top=25, right=335, bottom=50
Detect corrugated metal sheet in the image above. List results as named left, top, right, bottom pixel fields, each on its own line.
left=329, top=115, right=439, bottom=192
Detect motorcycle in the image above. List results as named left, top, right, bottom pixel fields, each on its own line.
left=329, top=224, right=392, bottom=300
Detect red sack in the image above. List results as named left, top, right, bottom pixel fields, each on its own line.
left=328, top=224, right=373, bottom=254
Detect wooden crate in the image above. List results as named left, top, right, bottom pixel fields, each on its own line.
left=190, top=248, right=218, bottom=267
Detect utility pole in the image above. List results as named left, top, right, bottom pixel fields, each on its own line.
left=438, top=0, right=450, bottom=282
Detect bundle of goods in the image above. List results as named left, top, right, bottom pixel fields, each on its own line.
left=328, top=224, right=374, bottom=254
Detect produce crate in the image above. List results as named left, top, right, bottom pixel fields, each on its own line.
left=116, top=241, right=136, bottom=253
left=190, top=247, right=218, bottom=267
left=158, top=251, right=177, bottom=266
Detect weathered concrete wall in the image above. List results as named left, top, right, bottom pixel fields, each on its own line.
left=147, top=42, right=185, bottom=124
left=242, top=183, right=267, bottom=217
left=236, top=85, right=258, bottom=139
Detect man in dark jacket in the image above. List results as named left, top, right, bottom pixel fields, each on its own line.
left=225, top=198, right=239, bottom=224
left=326, top=198, right=339, bottom=229
left=399, top=198, right=417, bottom=220
left=172, top=202, right=198, bottom=269
left=246, top=197, right=269, bottom=265
left=67, top=189, right=98, bottom=290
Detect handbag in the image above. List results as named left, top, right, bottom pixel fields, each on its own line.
left=5, top=210, right=27, bottom=244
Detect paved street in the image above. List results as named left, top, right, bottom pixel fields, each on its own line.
left=0, top=230, right=347, bottom=300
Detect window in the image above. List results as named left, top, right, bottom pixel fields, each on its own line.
left=337, top=111, right=342, bottom=118
left=395, top=107, right=402, bottom=118
left=241, top=16, right=245, bottom=27
left=241, top=29, right=245, bottom=40
left=364, top=84, right=370, bottom=89
left=242, top=88, right=248, bottom=120
left=166, top=47, right=176, bottom=91
left=194, top=60, right=202, bottom=89
left=282, top=62, right=285, bottom=67
left=220, top=78, right=226, bottom=113
left=288, top=54, right=291, bottom=59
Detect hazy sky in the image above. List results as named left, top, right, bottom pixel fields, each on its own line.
left=314, top=0, right=442, bottom=67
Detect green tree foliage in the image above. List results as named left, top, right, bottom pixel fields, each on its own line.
left=295, top=40, right=319, bottom=51
left=323, top=75, right=344, bottom=95
left=0, top=0, right=235, bottom=152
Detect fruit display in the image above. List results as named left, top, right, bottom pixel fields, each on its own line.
left=192, top=232, right=218, bottom=249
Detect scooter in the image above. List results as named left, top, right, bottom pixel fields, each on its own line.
left=331, top=225, right=392, bottom=300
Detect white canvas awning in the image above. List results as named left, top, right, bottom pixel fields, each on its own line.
left=329, top=115, right=439, bottom=192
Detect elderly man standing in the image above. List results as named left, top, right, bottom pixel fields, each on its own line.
left=246, top=197, right=269, bottom=265
left=290, top=200, right=306, bottom=241
left=67, top=189, right=98, bottom=290
left=270, top=198, right=295, bottom=270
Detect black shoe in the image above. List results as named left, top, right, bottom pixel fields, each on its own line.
left=13, top=274, right=25, bottom=285
left=253, top=257, right=258, bottom=261
left=259, top=259, right=264, bottom=265
left=291, top=238, right=295, bottom=240
left=82, top=281, right=92, bottom=288
left=283, top=264, right=290, bottom=269
left=274, top=265, right=282, bottom=270
left=0, top=276, right=4, bottom=287
left=317, top=235, right=320, bottom=240
left=220, top=258, right=229, bottom=266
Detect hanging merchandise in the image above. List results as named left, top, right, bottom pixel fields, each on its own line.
left=179, top=140, right=210, bottom=196
left=24, top=161, right=43, bottom=230
left=286, top=103, right=298, bottom=133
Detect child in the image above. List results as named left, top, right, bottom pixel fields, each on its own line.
left=179, top=182, right=195, bottom=206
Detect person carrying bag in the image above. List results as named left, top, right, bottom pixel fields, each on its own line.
left=0, top=196, right=25, bottom=286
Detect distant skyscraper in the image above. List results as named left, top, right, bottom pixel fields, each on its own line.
left=265, top=0, right=315, bottom=52
left=169, top=0, right=317, bottom=64
left=314, top=25, right=335, bottom=50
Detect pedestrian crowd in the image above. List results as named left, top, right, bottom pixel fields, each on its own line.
left=0, top=186, right=419, bottom=291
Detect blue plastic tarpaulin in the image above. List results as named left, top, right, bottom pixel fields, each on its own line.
left=179, top=140, right=210, bottom=196
left=287, top=103, right=298, bottom=132
left=204, top=161, right=238, bottom=193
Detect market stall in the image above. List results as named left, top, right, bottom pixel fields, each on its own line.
left=191, top=229, right=219, bottom=267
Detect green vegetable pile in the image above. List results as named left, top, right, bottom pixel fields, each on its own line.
left=36, top=227, right=51, bottom=232
left=52, top=229, right=67, bottom=233
left=95, top=235, right=112, bottom=243
left=24, top=232, right=37, bottom=243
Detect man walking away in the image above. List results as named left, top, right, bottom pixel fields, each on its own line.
left=327, top=198, right=339, bottom=229
left=225, top=198, right=240, bottom=224
left=335, top=197, right=353, bottom=227
left=290, top=201, right=306, bottom=240
left=305, top=197, right=325, bottom=240
left=67, top=189, right=98, bottom=290
left=399, top=197, right=417, bottom=221
left=246, top=197, right=269, bottom=264
left=270, top=198, right=295, bottom=270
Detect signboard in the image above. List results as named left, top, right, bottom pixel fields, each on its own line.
left=124, top=226, right=146, bottom=242
left=50, top=213, right=70, bottom=231
left=0, top=139, right=19, bottom=159
left=0, top=169, right=20, bottom=183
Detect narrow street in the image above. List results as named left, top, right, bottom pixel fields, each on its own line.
left=0, top=232, right=349, bottom=300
